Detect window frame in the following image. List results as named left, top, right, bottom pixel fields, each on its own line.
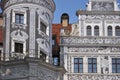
left=88, top=58, right=97, bottom=73
left=87, top=25, right=92, bottom=36
left=12, top=9, right=27, bottom=25
left=115, top=26, right=120, bottom=36
left=14, top=42, right=23, bottom=53
left=40, top=22, right=47, bottom=34
left=94, top=26, right=99, bottom=36
left=74, top=58, right=83, bottom=73
left=15, top=13, right=24, bottom=24
left=112, top=58, right=120, bottom=73
left=108, top=26, right=112, bottom=36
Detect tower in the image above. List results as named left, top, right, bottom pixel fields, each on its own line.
left=1, top=0, right=55, bottom=63
left=0, top=0, right=65, bottom=80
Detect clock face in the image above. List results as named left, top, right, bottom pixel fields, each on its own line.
left=92, top=2, right=114, bottom=11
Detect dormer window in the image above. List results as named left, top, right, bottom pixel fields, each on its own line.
left=15, top=14, right=24, bottom=24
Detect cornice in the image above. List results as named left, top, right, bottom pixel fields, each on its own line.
left=76, top=10, right=120, bottom=16
left=1, top=0, right=55, bottom=12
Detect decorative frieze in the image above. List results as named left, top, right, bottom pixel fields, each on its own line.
left=4, top=0, right=55, bottom=12
left=67, top=47, right=120, bottom=53
left=68, top=74, right=120, bottom=80
left=61, top=37, right=120, bottom=45
left=80, top=15, right=120, bottom=20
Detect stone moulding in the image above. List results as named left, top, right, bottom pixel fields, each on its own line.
left=2, top=0, right=55, bottom=12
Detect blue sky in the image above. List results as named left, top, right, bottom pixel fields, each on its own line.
left=53, top=0, right=120, bottom=23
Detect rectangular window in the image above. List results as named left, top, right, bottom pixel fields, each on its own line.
left=40, top=22, right=47, bottom=33
left=40, top=51, right=46, bottom=61
left=53, top=57, right=59, bottom=66
left=15, top=42, right=23, bottom=53
left=74, top=58, right=83, bottom=73
left=15, top=14, right=24, bottom=24
left=112, top=58, right=120, bottom=73
left=88, top=58, right=97, bottom=73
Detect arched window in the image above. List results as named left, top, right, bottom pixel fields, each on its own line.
left=115, top=26, right=120, bottom=36
left=87, top=26, right=91, bottom=36
left=94, top=26, right=99, bottom=36
left=108, top=26, right=112, bottom=36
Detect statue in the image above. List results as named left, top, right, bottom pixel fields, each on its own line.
left=101, top=56, right=109, bottom=74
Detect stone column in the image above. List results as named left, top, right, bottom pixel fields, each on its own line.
left=97, top=56, right=101, bottom=74
left=109, top=57, right=112, bottom=74
left=4, top=11, right=11, bottom=61
left=29, top=8, right=36, bottom=57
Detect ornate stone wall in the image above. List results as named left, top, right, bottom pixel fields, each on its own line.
left=0, top=58, right=65, bottom=80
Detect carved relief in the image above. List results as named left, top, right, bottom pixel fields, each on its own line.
left=62, top=37, right=120, bottom=45
left=92, top=2, right=114, bottom=11
left=81, top=15, right=120, bottom=20
left=101, top=56, right=109, bottom=74
left=12, top=23, right=27, bottom=30
left=36, top=38, right=49, bottom=53
left=11, top=29, right=28, bottom=41
left=68, top=74, right=120, bottom=80
left=4, top=0, right=55, bottom=12
left=70, top=24, right=79, bottom=36
left=67, top=47, right=120, bottom=53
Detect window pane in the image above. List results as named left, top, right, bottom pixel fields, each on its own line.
left=15, top=42, right=23, bottom=53
left=115, top=26, right=120, bottom=36
left=88, top=58, right=92, bottom=63
left=74, top=64, right=78, bottom=69
left=93, top=68, right=97, bottom=73
left=79, top=68, right=83, bottom=73
left=15, top=14, right=24, bottom=24
left=87, top=26, right=91, bottom=36
left=93, top=58, right=97, bottom=63
left=94, top=26, right=99, bottom=36
left=108, top=26, right=112, bottom=36
left=79, top=58, right=83, bottom=63
left=74, top=69, right=78, bottom=73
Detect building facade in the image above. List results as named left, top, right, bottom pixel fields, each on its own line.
left=60, top=0, right=120, bottom=80
left=0, top=0, right=65, bottom=80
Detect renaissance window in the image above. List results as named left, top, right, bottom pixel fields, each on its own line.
left=88, top=58, right=97, bottom=73
left=74, top=58, right=83, bottom=73
left=87, top=26, right=92, bottom=36
left=108, top=26, right=112, bottom=36
left=15, top=42, right=23, bottom=53
left=115, top=26, right=120, bottom=36
left=40, top=51, right=46, bottom=61
left=15, top=14, right=24, bottom=24
left=112, top=58, right=120, bottom=73
left=94, top=26, right=99, bottom=36
left=40, top=22, right=47, bottom=33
